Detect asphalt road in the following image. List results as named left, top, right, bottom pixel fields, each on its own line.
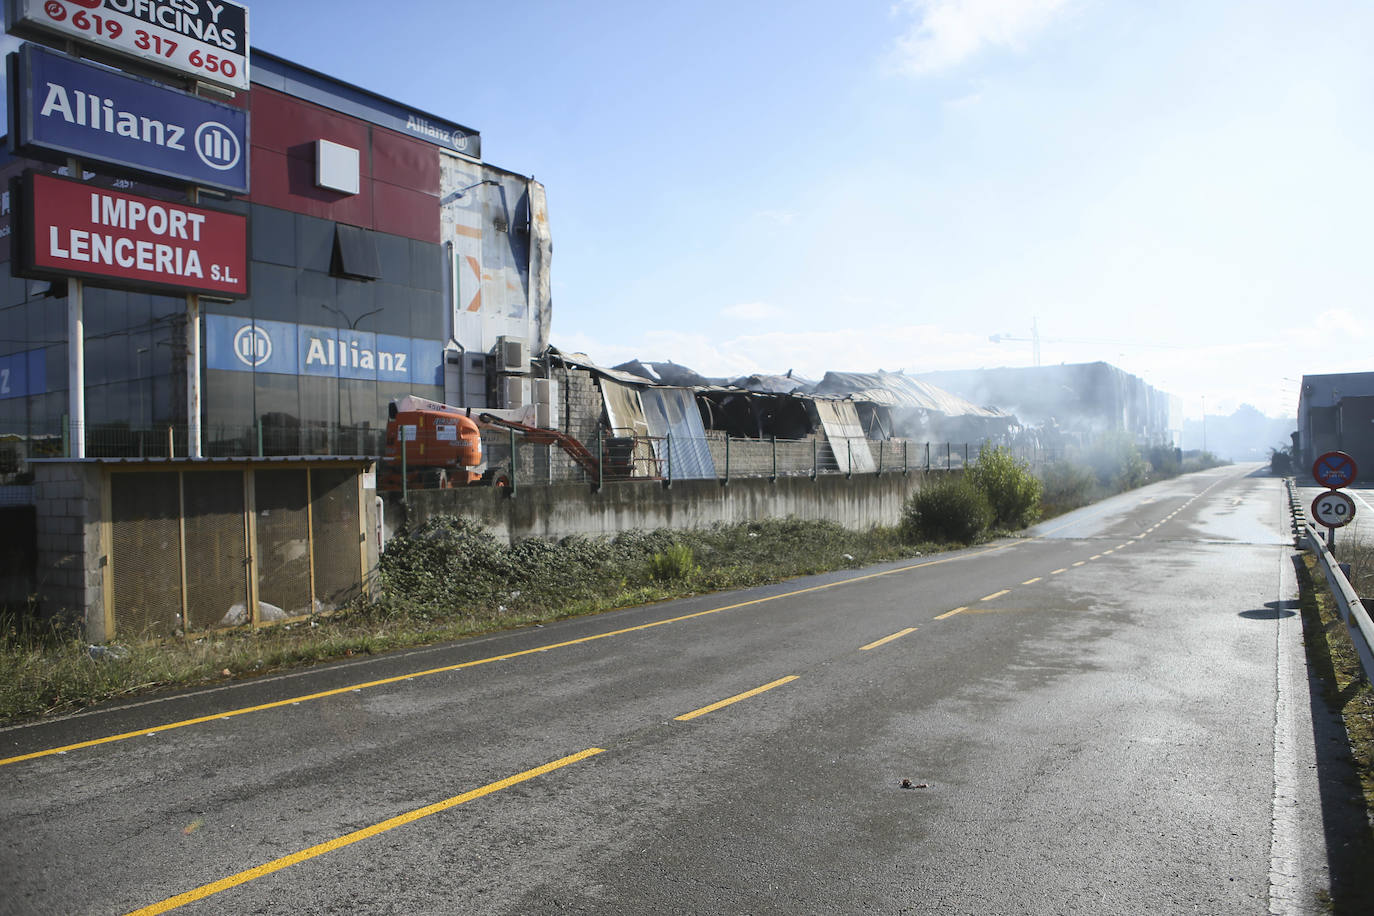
left=2, top=464, right=1371, bottom=915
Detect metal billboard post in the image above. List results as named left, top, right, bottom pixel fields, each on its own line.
left=186, top=293, right=202, bottom=458
left=64, top=159, right=85, bottom=459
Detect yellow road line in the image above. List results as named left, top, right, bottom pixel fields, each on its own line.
left=674, top=676, right=798, bottom=721
left=2, top=543, right=1022, bottom=768
left=859, top=628, right=917, bottom=651
left=1050, top=568, right=1067, bottom=575
left=1102, top=549, right=1114, bottom=555
left=934, top=607, right=967, bottom=620
left=1089, top=555, right=1102, bottom=560
left=1021, top=577, right=1042, bottom=585
left=1072, top=561, right=1086, bottom=567
left=980, top=589, right=1010, bottom=602
left=123, top=747, right=605, bottom=916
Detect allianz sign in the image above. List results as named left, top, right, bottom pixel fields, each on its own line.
left=206, top=315, right=443, bottom=386
left=10, top=43, right=249, bottom=194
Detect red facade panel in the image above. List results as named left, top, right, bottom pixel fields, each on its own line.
left=246, top=86, right=440, bottom=244
left=372, top=129, right=439, bottom=196
left=250, top=88, right=371, bottom=162
left=373, top=182, right=440, bottom=244
left=250, top=147, right=375, bottom=227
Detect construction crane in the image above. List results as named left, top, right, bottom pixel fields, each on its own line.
left=989, top=318, right=1183, bottom=367
left=989, top=318, right=1042, bottom=366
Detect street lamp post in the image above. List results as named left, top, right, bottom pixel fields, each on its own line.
left=320, top=304, right=384, bottom=454
left=1201, top=395, right=1206, bottom=455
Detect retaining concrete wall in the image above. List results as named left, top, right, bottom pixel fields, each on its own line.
left=396, top=470, right=933, bottom=543
left=32, top=462, right=107, bottom=636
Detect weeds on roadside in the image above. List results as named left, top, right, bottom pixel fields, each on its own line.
left=1295, top=548, right=1374, bottom=912
left=648, top=544, right=698, bottom=582
left=1, top=517, right=923, bottom=724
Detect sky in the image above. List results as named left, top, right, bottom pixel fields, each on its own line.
left=7, top=1, right=1374, bottom=422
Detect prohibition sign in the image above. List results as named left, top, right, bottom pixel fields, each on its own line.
left=1312, top=451, right=1358, bottom=489
left=1311, top=491, right=1356, bottom=529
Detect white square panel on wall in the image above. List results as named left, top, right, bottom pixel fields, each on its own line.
left=316, top=139, right=361, bottom=195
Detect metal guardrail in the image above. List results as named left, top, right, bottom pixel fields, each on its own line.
left=1290, top=479, right=1374, bottom=683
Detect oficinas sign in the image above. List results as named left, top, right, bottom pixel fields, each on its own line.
left=5, top=0, right=250, bottom=92
left=15, top=171, right=248, bottom=297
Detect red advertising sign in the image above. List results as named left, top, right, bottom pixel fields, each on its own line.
left=15, top=171, right=248, bottom=298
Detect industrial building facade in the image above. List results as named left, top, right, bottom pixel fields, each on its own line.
left=1, top=49, right=551, bottom=462
left=1297, top=372, right=1374, bottom=473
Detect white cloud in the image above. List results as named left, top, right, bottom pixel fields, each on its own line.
left=719, top=301, right=787, bottom=321
left=892, top=0, right=1073, bottom=75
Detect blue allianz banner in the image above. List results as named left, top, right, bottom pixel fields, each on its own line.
left=9, top=44, right=249, bottom=194
left=205, top=315, right=442, bottom=386
left=0, top=348, right=47, bottom=401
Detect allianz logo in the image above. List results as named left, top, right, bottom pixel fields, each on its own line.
left=232, top=325, right=408, bottom=374
left=232, top=325, right=272, bottom=367
left=39, top=82, right=241, bottom=172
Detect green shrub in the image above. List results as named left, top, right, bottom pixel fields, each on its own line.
left=647, top=543, right=698, bottom=581
left=1082, top=432, right=1147, bottom=490
left=1145, top=444, right=1181, bottom=478
left=967, top=444, right=1042, bottom=528
left=1038, top=461, right=1097, bottom=514
left=378, top=515, right=505, bottom=609
left=900, top=476, right=993, bottom=544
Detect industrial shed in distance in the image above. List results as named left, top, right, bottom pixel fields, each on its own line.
left=1297, top=372, right=1374, bottom=474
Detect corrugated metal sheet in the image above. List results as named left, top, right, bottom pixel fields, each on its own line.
left=528, top=181, right=552, bottom=356
left=729, top=373, right=813, bottom=394
left=812, top=370, right=1005, bottom=418
left=814, top=399, right=875, bottom=473
left=442, top=155, right=544, bottom=380
left=599, top=379, right=656, bottom=477
left=640, top=387, right=715, bottom=479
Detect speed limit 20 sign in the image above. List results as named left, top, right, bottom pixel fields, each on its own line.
left=1312, top=491, right=1357, bottom=529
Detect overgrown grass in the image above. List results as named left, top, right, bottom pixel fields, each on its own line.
left=1295, top=544, right=1374, bottom=908
left=1, top=517, right=932, bottom=724
left=1036, top=440, right=1227, bottom=520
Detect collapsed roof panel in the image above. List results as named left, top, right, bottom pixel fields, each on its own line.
left=614, top=359, right=723, bottom=388
left=811, top=370, right=1007, bottom=418
left=640, top=387, right=716, bottom=479
left=813, top=399, right=876, bottom=473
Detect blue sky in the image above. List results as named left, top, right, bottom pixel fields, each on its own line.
left=10, top=1, right=1374, bottom=421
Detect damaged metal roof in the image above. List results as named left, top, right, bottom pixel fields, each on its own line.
left=810, top=370, right=1007, bottom=418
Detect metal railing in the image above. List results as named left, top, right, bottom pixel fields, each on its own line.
left=1303, top=522, right=1374, bottom=684
left=1290, top=480, right=1373, bottom=684
left=1, top=421, right=1056, bottom=496
left=385, top=433, right=1055, bottom=493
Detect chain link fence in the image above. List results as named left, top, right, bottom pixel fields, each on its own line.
left=0, top=419, right=1058, bottom=503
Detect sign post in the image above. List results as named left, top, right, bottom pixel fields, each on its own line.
left=1311, top=450, right=1358, bottom=553
left=66, top=158, right=84, bottom=458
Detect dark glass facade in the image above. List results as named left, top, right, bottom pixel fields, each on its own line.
left=1, top=53, right=460, bottom=462
left=201, top=203, right=445, bottom=455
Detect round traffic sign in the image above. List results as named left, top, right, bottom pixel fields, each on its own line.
left=1313, top=451, right=1358, bottom=489
left=1311, top=491, right=1357, bottom=528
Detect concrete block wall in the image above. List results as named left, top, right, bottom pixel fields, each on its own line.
left=551, top=367, right=601, bottom=482
left=400, top=469, right=930, bottom=544
left=32, top=461, right=106, bottom=638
